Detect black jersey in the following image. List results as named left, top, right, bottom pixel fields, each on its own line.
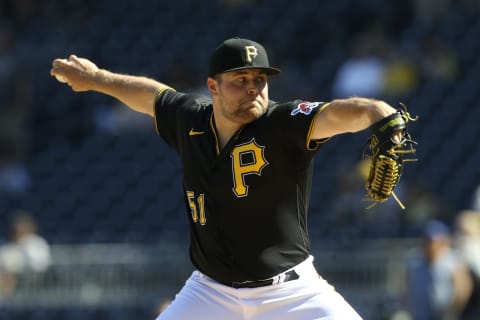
left=154, top=89, right=328, bottom=284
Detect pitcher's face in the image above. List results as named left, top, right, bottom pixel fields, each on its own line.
left=209, top=69, right=269, bottom=126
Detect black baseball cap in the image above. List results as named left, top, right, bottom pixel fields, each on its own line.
left=209, top=38, right=281, bottom=77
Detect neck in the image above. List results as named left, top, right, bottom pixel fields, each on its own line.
left=215, top=119, right=240, bottom=149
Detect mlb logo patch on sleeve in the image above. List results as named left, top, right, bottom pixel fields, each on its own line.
left=290, top=102, right=321, bottom=116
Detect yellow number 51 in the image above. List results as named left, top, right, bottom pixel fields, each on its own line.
left=186, top=191, right=206, bottom=226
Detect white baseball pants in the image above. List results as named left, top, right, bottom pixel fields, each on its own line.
left=156, top=256, right=363, bottom=320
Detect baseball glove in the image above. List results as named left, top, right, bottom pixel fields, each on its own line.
left=363, top=103, right=418, bottom=209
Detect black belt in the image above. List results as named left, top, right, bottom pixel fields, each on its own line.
left=230, top=269, right=300, bottom=289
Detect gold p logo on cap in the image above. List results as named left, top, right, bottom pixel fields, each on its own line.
left=245, top=46, right=258, bottom=63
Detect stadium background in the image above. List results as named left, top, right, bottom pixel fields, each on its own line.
left=0, top=0, right=479, bottom=319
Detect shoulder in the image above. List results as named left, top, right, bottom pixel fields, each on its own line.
left=157, top=89, right=211, bottom=108
left=154, top=90, right=212, bottom=138
left=155, top=90, right=212, bottom=119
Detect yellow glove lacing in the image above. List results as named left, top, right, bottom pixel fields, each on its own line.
left=363, top=103, right=418, bottom=210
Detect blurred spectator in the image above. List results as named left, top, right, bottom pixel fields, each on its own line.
left=404, top=220, right=472, bottom=320
left=383, top=49, right=419, bottom=99
left=0, top=210, right=51, bottom=298
left=332, top=24, right=390, bottom=98
left=454, top=210, right=480, bottom=320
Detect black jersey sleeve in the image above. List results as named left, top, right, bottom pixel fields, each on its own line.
left=266, top=100, right=330, bottom=155
left=153, top=89, right=187, bottom=149
left=154, top=89, right=212, bottom=152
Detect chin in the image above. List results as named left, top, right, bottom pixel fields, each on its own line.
left=247, top=107, right=265, bottom=120
left=235, top=112, right=257, bottom=125
left=235, top=104, right=266, bottom=124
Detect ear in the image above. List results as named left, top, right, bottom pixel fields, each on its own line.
left=207, top=77, right=219, bottom=96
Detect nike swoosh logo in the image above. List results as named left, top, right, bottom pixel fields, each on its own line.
left=189, top=129, right=205, bottom=136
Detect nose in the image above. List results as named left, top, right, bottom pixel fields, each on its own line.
left=247, top=86, right=259, bottom=95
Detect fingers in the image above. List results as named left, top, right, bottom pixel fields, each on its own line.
left=50, top=54, right=77, bottom=70
left=50, top=57, right=69, bottom=77
left=50, top=54, right=98, bottom=92
left=391, top=130, right=403, bottom=144
left=52, top=57, right=70, bottom=68
left=68, top=54, right=79, bottom=63
left=50, top=59, right=63, bottom=72
left=50, top=55, right=79, bottom=82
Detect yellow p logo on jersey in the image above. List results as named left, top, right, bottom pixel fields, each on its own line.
left=231, top=138, right=268, bottom=197
left=245, top=46, right=258, bottom=63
